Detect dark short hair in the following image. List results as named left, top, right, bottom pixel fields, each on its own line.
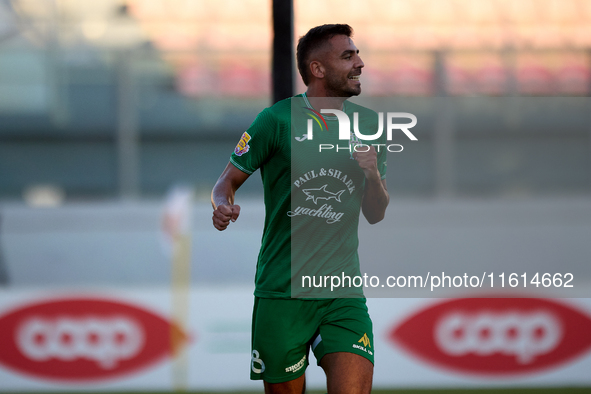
left=296, top=24, right=353, bottom=86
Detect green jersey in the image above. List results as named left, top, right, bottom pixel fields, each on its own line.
left=230, top=94, right=387, bottom=298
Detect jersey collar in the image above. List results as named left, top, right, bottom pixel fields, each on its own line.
left=302, top=92, right=347, bottom=121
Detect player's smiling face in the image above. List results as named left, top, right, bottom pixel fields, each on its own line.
left=322, top=35, right=364, bottom=97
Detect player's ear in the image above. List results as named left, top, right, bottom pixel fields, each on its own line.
left=309, top=61, right=325, bottom=79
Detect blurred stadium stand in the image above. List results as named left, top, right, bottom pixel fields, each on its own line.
left=0, top=0, right=590, bottom=200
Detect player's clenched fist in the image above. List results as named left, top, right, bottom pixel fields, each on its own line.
left=352, top=146, right=379, bottom=180
left=212, top=204, right=241, bottom=231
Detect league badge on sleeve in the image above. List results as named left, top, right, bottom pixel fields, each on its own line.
left=234, top=132, right=251, bottom=156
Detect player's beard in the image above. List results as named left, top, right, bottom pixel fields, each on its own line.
left=324, top=70, right=361, bottom=97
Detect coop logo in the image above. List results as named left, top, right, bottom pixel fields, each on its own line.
left=390, top=297, right=591, bottom=375
left=0, top=297, right=189, bottom=381
left=436, top=311, right=561, bottom=364
left=305, top=109, right=417, bottom=153
left=18, top=316, right=145, bottom=369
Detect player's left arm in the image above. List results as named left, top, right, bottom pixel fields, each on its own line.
left=353, top=146, right=389, bottom=224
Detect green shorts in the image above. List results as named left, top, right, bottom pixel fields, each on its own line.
left=250, top=297, right=374, bottom=383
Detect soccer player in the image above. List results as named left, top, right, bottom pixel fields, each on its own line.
left=211, top=24, right=388, bottom=394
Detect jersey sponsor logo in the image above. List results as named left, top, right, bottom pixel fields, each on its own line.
left=285, top=354, right=306, bottom=373
left=358, top=333, right=371, bottom=348
left=287, top=204, right=344, bottom=224
left=0, top=297, right=189, bottom=381
left=234, top=132, right=251, bottom=156
left=288, top=168, right=357, bottom=224
left=295, top=134, right=308, bottom=142
left=390, top=297, right=591, bottom=375
left=251, top=349, right=265, bottom=374
left=293, top=168, right=356, bottom=194
left=303, top=184, right=345, bottom=205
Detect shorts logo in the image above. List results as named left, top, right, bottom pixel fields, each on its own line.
left=234, top=132, right=251, bottom=156
left=358, top=333, right=371, bottom=348
left=285, top=354, right=306, bottom=373
left=353, top=333, right=373, bottom=356
left=251, top=349, right=265, bottom=374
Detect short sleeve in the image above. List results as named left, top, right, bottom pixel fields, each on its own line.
left=230, top=108, right=277, bottom=175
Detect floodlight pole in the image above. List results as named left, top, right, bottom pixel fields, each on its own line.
left=272, top=0, right=294, bottom=104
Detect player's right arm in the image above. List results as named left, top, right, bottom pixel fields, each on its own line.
left=212, top=107, right=278, bottom=231
left=211, top=163, right=250, bottom=231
